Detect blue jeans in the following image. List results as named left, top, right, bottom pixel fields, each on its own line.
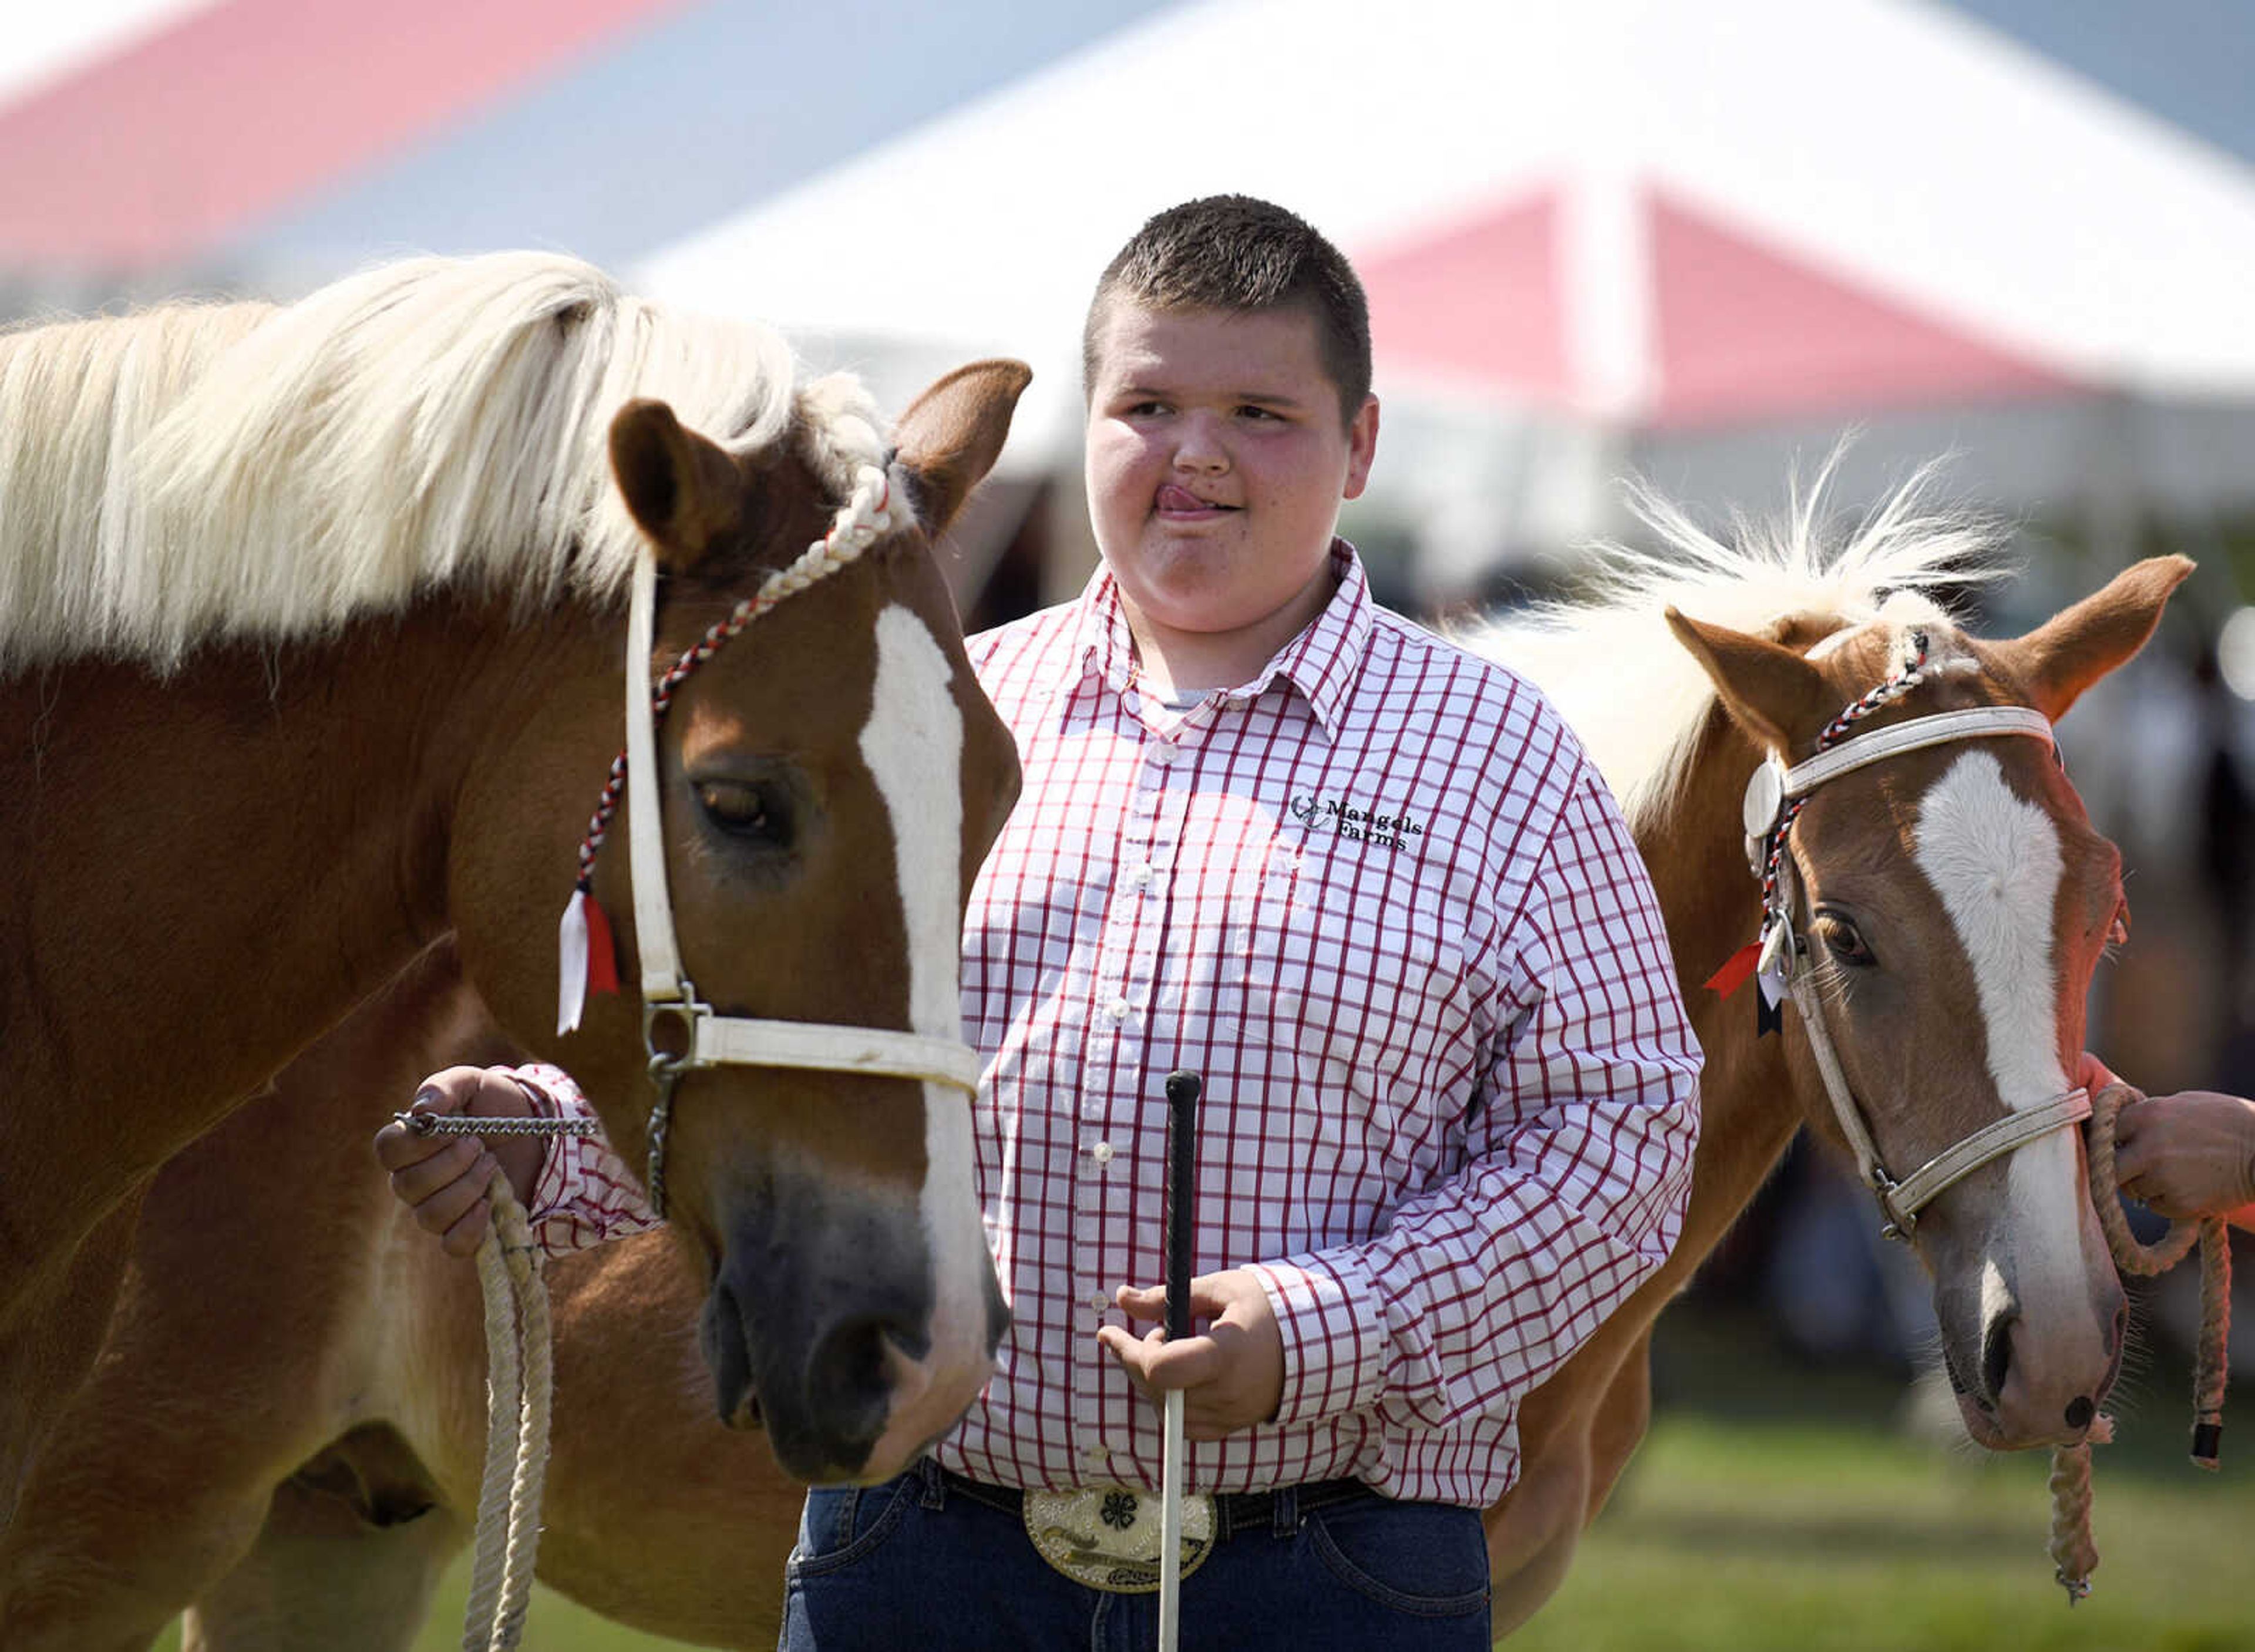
left=780, top=1458, right=1492, bottom=1651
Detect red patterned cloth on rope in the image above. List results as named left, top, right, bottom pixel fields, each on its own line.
left=516, top=541, right=1699, bottom=1510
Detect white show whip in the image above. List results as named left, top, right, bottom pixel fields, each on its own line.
left=1158, top=1068, right=1201, bottom=1652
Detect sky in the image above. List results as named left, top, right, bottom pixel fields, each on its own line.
left=1944, top=0, right=2253, bottom=164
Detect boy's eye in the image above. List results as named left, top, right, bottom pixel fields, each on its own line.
left=1125, top=400, right=1169, bottom=418
left=1237, top=405, right=1280, bottom=420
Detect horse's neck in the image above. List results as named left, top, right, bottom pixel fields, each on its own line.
left=1643, top=708, right=1809, bottom=1271
left=0, top=600, right=603, bottom=1270
left=1533, top=709, right=1807, bottom=1415
left=1497, top=708, right=1812, bottom=1614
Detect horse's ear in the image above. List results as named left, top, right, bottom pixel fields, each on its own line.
left=892, top=360, right=1033, bottom=539
left=1665, top=606, right=1832, bottom=756
left=1987, top=555, right=2194, bottom=721
left=608, top=399, right=745, bottom=571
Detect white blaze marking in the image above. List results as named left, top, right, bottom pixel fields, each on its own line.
left=861, top=607, right=967, bottom=1043
left=1914, top=752, right=2080, bottom=1290
left=1914, top=753, right=2065, bottom=1108
left=859, top=606, right=987, bottom=1369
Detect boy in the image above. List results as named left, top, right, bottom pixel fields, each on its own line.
left=379, top=196, right=1701, bottom=1649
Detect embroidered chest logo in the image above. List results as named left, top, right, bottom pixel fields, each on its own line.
left=1289, top=792, right=1425, bottom=851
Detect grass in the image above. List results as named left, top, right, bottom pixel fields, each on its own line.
left=154, top=1306, right=2254, bottom=1651
left=1506, top=1414, right=2252, bottom=1652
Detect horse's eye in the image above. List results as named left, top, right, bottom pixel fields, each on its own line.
left=1815, top=911, right=1874, bottom=967
left=697, top=779, right=789, bottom=846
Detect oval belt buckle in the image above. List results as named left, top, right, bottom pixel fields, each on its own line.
left=1024, top=1485, right=1214, bottom=1593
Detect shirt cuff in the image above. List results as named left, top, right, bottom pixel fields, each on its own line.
left=504, top=1062, right=664, bottom=1258
left=1245, top=1255, right=1384, bottom=1429
left=509, top=1061, right=581, bottom=1222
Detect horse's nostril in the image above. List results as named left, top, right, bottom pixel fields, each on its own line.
left=810, top=1315, right=901, bottom=1410
left=2065, top=1395, right=2095, bottom=1431
left=1982, top=1314, right=2014, bottom=1404
left=699, top=1280, right=758, bottom=1429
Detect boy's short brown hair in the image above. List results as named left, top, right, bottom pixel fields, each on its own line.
left=1082, top=195, right=1372, bottom=429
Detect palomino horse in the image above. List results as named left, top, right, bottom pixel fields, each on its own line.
left=9, top=489, right=2188, bottom=1647
left=0, top=253, right=1028, bottom=1529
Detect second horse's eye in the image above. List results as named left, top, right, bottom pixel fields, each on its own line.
left=697, top=779, right=789, bottom=846
left=1815, top=911, right=1875, bottom=968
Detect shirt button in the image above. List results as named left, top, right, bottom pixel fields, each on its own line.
left=1089, top=1291, right=1110, bottom=1313
left=1150, top=743, right=1179, bottom=766
left=1083, top=1443, right=1110, bottom=1465
left=1091, top=1140, right=1115, bottom=1165
left=1105, top=996, right=1132, bottom=1022
left=1125, top=863, right=1154, bottom=892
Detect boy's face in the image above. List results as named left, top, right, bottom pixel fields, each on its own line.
left=1083, top=302, right=1377, bottom=655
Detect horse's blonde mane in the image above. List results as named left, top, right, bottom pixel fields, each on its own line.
left=0, top=251, right=883, bottom=672
left=1459, top=463, right=2010, bottom=829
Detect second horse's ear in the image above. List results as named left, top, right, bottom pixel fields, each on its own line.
left=1665, top=606, right=1832, bottom=758
left=1987, top=555, right=2194, bottom=722
left=892, top=361, right=1033, bottom=540
left=609, top=399, right=745, bottom=571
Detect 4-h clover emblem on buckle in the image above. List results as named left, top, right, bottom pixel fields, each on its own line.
left=1024, top=1484, right=1214, bottom=1592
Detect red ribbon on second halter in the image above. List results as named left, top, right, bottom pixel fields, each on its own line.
left=1705, top=941, right=1761, bottom=998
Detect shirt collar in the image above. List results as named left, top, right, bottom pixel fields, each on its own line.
left=1066, top=539, right=1372, bottom=738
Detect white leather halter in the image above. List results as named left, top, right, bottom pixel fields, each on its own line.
left=560, top=464, right=982, bottom=1217
left=1742, top=638, right=2090, bottom=1240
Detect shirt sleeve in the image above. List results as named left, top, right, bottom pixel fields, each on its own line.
left=1246, top=761, right=1701, bottom=1433
left=507, top=1061, right=663, bottom=1259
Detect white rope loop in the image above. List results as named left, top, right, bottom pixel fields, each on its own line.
left=462, top=1172, right=553, bottom=1651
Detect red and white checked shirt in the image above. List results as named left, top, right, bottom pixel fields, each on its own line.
left=521, top=542, right=1699, bottom=1509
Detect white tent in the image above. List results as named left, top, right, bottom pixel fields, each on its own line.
left=635, top=0, right=2255, bottom=595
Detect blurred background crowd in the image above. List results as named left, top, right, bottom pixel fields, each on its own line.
left=9, top=0, right=2252, bottom=1394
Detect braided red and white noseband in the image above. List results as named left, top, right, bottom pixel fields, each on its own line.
left=555, top=460, right=982, bottom=1216
left=1733, top=629, right=2083, bottom=1240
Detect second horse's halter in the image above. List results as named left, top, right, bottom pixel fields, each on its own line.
left=1736, top=628, right=2089, bottom=1240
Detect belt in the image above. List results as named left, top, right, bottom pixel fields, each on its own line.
left=940, top=1466, right=1372, bottom=1543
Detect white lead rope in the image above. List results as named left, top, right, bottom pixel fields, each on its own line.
left=463, top=1173, right=554, bottom=1651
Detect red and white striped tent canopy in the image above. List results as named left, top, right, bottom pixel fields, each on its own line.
left=6, top=0, right=2252, bottom=587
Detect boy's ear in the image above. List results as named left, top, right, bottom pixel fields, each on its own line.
left=608, top=399, right=745, bottom=572
left=1342, top=393, right=1379, bottom=502
left=892, top=361, right=1032, bottom=540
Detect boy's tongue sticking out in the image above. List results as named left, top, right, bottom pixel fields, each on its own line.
left=1156, top=483, right=1226, bottom=516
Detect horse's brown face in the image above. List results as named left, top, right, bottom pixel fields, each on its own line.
left=456, top=361, right=1028, bottom=1483
left=1672, top=557, right=2189, bottom=1452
